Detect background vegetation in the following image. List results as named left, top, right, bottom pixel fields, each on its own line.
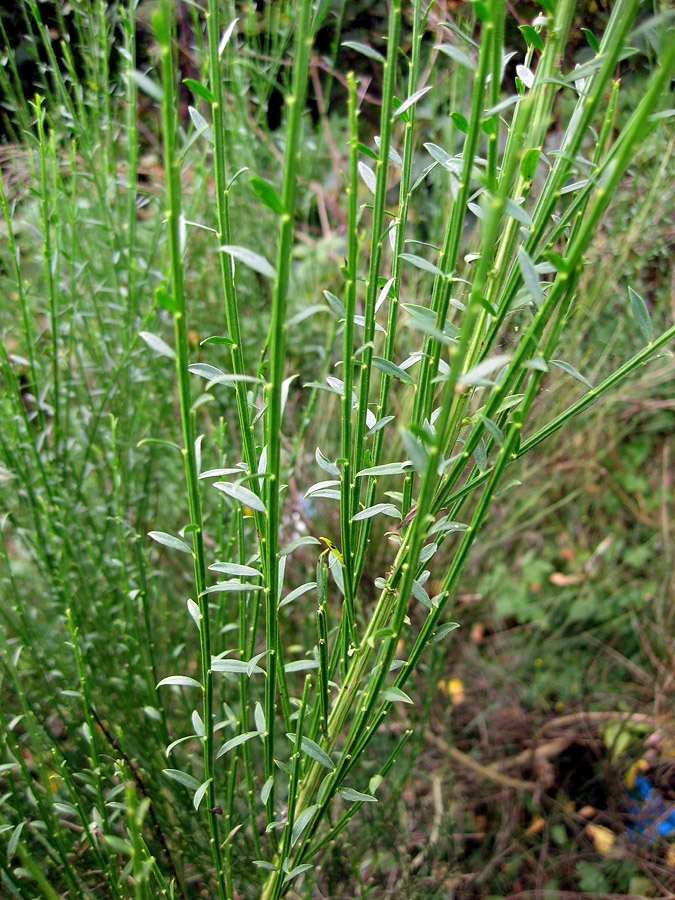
left=0, top=0, right=673, bottom=897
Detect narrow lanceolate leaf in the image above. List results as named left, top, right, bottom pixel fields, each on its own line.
left=163, top=769, right=201, bottom=792
left=341, top=40, right=385, bottom=63
left=394, top=85, right=433, bottom=117
left=220, top=244, right=276, bottom=278
left=434, top=43, right=476, bottom=71
left=550, top=359, right=593, bottom=390
left=287, top=734, right=335, bottom=770
left=518, top=247, right=544, bottom=306
left=211, top=658, right=265, bottom=675
left=356, top=461, right=412, bottom=477
left=284, top=863, right=313, bottom=883
left=284, top=659, right=319, bottom=673
left=183, top=78, right=215, bottom=103
left=372, top=357, right=416, bottom=385
left=139, top=331, right=176, bottom=359
left=358, top=161, right=377, bottom=194
left=315, top=447, right=340, bottom=476
left=628, top=287, right=653, bottom=343
left=352, top=503, right=401, bottom=522
left=208, top=561, right=261, bottom=577
left=193, top=778, right=212, bottom=810
left=338, top=787, right=378, bottom=802
left=381, top=687, right=413, bottom=704
left=430, top=622, right=460, bottom=644
left=157, top=675, right=203, bottom=690
left=216, top=731, right=260, bottom=759
left=188, top=106, right=213, bottom=142
left=459, top=354, right=512, bottom=387
left=291, top=804, right=319, bottom=846
left=250, top=176, right=284, bottom=215
left=148, top=531, right=193, bottom=554
left=213, top=481, right=267, bottom=513
left=399, top=253, right=446, bottom=278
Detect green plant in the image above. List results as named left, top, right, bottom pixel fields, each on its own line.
left=1, top=1, right=674, bottom=898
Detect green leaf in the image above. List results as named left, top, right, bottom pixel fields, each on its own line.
left=212, top=658, right=265, bottom=675
left=550, top=359, right=593, bottom=390
left=627, top=287, right=653, bottom=343
left=148, top=531, right=193, bottom=554
left=279, top=581, right=317, bottom=608
left=352, top=503, right=401, bottom=522
left=372, top=357, right=415, bottom=385
left=315, top=447, right=340, bottom=476
left=209, top=562, right=261, bottom=577
left=261, top=776, right=274, bottom=805
left=163, top=769, right=201, bottom=792
left=518, top=247, right=544, bottom=306
left=338, top=787, right=378, bottom=803
left=394, top=85, right=432, bottom=118
left=220, top=244, right=276, bottom=279
left=288, top=735, right=335, bottom=770
left=459, top=354, right=512, bottom=387
left=213, top=481, right=267, bottom=513
left=250, top=176, right=284, bottom=215
left=450, top=111, right=469, bottom=133
left=291, top=805, right=319, bottom=846
left=434, top=44, right=476, bottom=71
left=193, top=778, right=212, bottom=810
left=155, top=287, right=178, bottom=313
left=188, top=106, right=213, bottom=142
left=139, top=331, right=175, bottom=359
left=581, top=27, right=600, bottom=54
left=130, top=70, right=163, bottom=102
left=284, top=659, right=320, bottom=673
left=399, top=253, right=446, bottom=278
left=356, top=461, right=412, bottom=477
left=381, top=687, right=413, bottom=704
left=183, top=78, right=215, bottom=103
left=357, top=141, right=379, bottom=161
left=358, top=161, right=376, bottom=194
left=341, top=40, right=385, bottom=63
left=283, top=863, right=313, bottom=883
left=402, top=428, right=428, bottom=474
left=518, top=24, right=544, bottom=51
left=503, top=197, right=532, bottom=226
left=216, top=731, right=260, bottom=759
left=520, top=147, right=541, bottom=180
left=279, top=536, right=321, bottom=556
left=157, top=675, right=203, bottom=690
left=430, top=622, right=460, bottom=644
left=200, top=335, right=235, bottom=346
left=474, top=437, right=488, bottom=472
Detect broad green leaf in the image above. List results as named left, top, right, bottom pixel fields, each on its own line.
left=291, top=805, right=319, bottom=846
left=220, top=244, right=276, bottom=279
left=434, top=43, right=476, bottom=71
left=518, top=247, right=544, bottom=306
left=628, top=287, right=653, bottom=343
left=163, top=769, right=201, bottom=792
left=250, top=176, right=284, bottom=215
left=193, top=778, right=212, bottom=810
left=341, top=40, right=385, bottom=63
left=381, top=687, right=413, bottom=704
left=216, top=731, right=259, bottom=759
left=372, top=357, right=415, bottom=385
left=148, top=531, right=193, bottom=554
left=581, top=27, right=600, bottom=54
left=352, top=503, right=401, bottom=522
left=139, top=331, right=175, bottom=359
left=399, top=253, right=446, bottom=278
left=287, top=735, right=335, bottom=770
left=157, top=675, right=203, bottom=690
left=155, top=287, right=178, bottom=313
left=183, top=78, right=215, bottom=103
left=550, top=359, right=593, bottom=389
left=213, top=481, right=266, bottom=513
left=394, top=85, right=433, bottom=118
left=450, top=111, right=469, bottom=133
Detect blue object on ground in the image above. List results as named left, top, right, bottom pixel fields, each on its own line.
left=628, top=774, right=675, bottom=840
